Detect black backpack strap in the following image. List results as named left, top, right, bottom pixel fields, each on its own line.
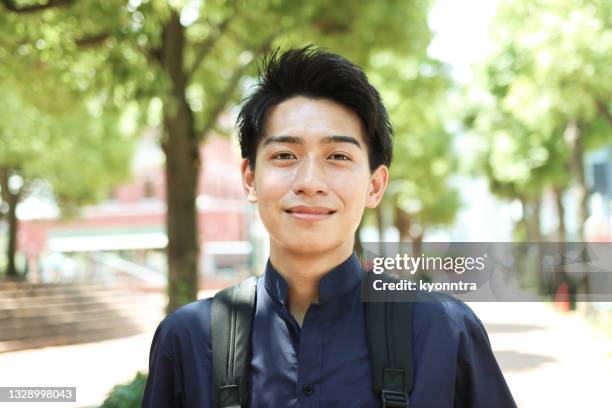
left=211, top=276, right=258, bottom=408
left=364, top=272, right=415, bottom=408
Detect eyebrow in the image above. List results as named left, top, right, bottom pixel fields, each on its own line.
left=263, top=135, right=361, bottom=148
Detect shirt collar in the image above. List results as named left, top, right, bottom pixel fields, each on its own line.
left=263, top=251, right=363, bottom=306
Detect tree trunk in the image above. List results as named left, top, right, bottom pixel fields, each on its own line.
left=412, top=230, right=424, bottom=257
left=553, top=186, right=566, bottom=242
left=552, top=186, right=568, bottom=286
left=393, top=205, right=411, bottom=241
left=161, top=12, right=200, bottom=313
left=565, top=119, right=589, bottom=240
left=517, top=195, right=529, bottom=241
left=393, top=205, right=425, bottom=253
left=564, top=118, right=590, bottom=300
left=531, top=198, right=542, bottom=238
left=0, top=168, right=21, bottom=280
left=528, top=197, right=546, bottom=293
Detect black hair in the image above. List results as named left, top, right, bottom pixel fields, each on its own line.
left=236, top=44, right=393, bottom=171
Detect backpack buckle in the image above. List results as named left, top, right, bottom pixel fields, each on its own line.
left=381, top=389, right=409, bottom=407
left=218, top=384, right=241, bottom=407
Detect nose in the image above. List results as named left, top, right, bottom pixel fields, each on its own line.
left=292, top=154, right=328, bottom=196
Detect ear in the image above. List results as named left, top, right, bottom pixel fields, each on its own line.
left=366, top=165, right=389, bottom=208
left=240, top=159, right=257, bottom=203
left=241, top=159, right=257, bottom=203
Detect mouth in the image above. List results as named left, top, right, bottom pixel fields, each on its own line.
left=284, top=206, right=336, bottom=221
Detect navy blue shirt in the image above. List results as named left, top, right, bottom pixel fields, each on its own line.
left=142, top=252, right=516, bottom=407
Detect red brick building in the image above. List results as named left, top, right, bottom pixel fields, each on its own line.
left=18, top=130, right=252, bottom=285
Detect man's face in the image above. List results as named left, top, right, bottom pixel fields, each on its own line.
left=241, top=96, right=388, bottom=255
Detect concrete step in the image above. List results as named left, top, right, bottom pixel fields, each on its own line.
left=0, top=282, right=166, bottom=352
left=0, top=310, right=162, bottom=341
left=0, top=317, right=162, bottom=353
left=0, top=294, right=163, bottom=319
left=0, top=281, right=109, bottom=294
left=0, top=299, right=163, bottom=335
left=0, top=289, right=150, bottom=309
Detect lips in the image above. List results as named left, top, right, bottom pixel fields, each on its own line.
left=285, top=205, right=336, bottom=221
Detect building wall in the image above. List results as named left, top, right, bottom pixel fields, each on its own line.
left=18, top=132, right=249, bottom=277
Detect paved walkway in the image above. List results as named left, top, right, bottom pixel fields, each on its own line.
left=0, top=331, right=154, bottom=407
left=0, top=298, right=610, bottom=407
left=469, top=301, right=612, bottom=408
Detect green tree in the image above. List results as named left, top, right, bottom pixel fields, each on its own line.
left=465, top=0, right=612, bottom=295
left=483, top=0, right=611, bottom=240
left=363, top=52, right=459, bottom=253
left=0, top=86, right=135, bottom=279
left=1, top=0, right=435, bottom=311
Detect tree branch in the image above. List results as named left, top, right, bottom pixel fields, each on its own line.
left=0, top=167, right=9, bottom=204
left=199, top=31, right=279, bottom=139
left=188, top=12, right=237, bottom=79
left=75, top=32, right=110, bottom=49
left=1, top=0, right=73, bottom=13
left=0, top=167, right=23, bottom=202
left=148, top=47, right=163, bottom=64
left=595, top=99, right=612, bottom=126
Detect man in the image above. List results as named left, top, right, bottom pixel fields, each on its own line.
left=142, top=45, right=517, bottom=407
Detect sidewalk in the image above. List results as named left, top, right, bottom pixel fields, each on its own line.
left=0, top=331, right=155, bottom=407
left=470, top=301, right=612, bottom=408
left=0, top=298, right=610, bottom=407
left=0, top=291, right=215, bottom=407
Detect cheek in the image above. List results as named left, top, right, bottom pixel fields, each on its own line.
left=330, top=173, right=370, bottom=209
left=255, top=170, right=291, bottom=209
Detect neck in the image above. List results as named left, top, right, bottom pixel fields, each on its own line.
left=269, top=239, right=354, bottom=326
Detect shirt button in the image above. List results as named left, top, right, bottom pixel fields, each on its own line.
left=302, top=384, right=314, bottom=396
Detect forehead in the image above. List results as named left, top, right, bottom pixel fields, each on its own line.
left=262, top=96, right=366, bottom=144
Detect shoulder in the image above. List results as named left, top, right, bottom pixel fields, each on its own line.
left=156, top=276, right=260, bottom=347
left=413, top=291, right=489, bottom=345
left=164, top=297, right=213, bottom=330
left=154, top=297, right=213, bottom=356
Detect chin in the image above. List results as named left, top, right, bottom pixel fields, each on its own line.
left=281, top=235, right=340, bottom=255
left=285, top=232, right=356, bottom=256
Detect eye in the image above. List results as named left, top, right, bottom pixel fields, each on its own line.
left=271, top=152, right=297, bottom=160
left=328, top=153, right=351, bottom=161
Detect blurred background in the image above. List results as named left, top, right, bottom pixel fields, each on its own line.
left=0, top=0, right=610, bottom=407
